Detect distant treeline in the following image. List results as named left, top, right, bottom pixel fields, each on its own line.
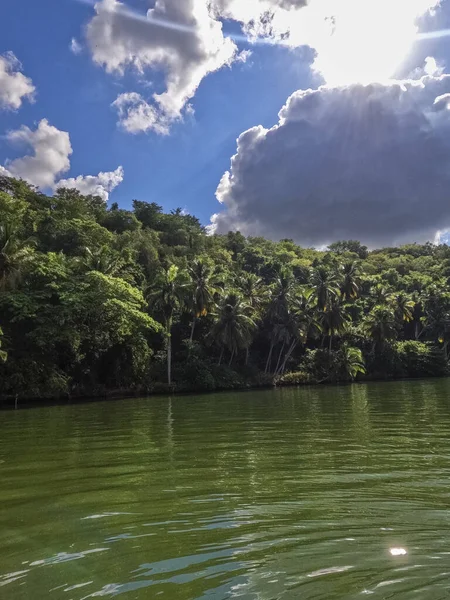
left=1, top=174, right=450, bottom=401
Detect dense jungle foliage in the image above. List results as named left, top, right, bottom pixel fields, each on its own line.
left=1, top=174, right=450, bottom=401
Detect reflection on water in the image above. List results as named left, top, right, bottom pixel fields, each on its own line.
left=1, top=380, right=450, bottom=598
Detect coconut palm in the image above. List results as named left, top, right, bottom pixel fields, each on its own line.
left=390, top=292, right=414, bottom=325
left=237, top=273, right=268, bottom=364
left=411, top=292, right=424, bottom=340
left=82, top=245, right=124, bottom=276
left=362, top=305, right=398, bottom=351
left=146, top=265, right=188, bottom=385
left=187, top=259, right=216, bottom=342
left=337, top=344, right=366, bottom=381
left=421, top=300, right=450, bottom=356
left=341, top=261, right=361, bottom=301
left=264, top=269, right=295, bottom=372
left=309, top=266, right=340, bottom=311
left=268, top=269, right=295, bottom=319
left=275, top=293, right=322, bottom=376
left=237, top=272, right=267, bottom=311
left=270, top=320, right=293, bottom=375
left=209, top=293, right=256, bottom=365
left=321, top=300, right=350, bottom=352
left=370, top=283, right=390, bottom=306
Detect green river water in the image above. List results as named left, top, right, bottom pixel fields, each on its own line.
left=2, top=380, right=450, bottom=599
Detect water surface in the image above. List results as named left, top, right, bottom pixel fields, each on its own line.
left=2, top=380, right=450, bottom=599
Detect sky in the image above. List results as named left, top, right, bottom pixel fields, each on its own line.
left=2, top=0, right=450, bottom=248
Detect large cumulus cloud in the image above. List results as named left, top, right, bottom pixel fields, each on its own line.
left=212, top=75, right=450, bottom=248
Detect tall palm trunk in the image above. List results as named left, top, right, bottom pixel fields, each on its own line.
left=415, top=321, right=421, bottom=340
left=189, top=315, right=196, bottom=343
left=167, top=335, right=172, bottom=386
left=329, top=333, right=333, bottom=353
left=274, top=342, right=285, bottom=375
left=278, top=340, right=297, bottom=376
left=167, top=317, right=172, bottom=385
left=265, top=342, right=274, bottom=374
left=245, top=347, right=249, bottom=365
left=218, top=347, right=224, bottom=365
left=229, top=349, right=235, bottom=366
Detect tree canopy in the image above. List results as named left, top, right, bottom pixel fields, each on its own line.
left=1, top=174, right=450, bottom=402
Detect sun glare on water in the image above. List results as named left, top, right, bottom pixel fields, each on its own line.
left=284, top=0, right=440, bottom=85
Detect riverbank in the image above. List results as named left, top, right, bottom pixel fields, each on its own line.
left=1, top=367, right=448, bottom=409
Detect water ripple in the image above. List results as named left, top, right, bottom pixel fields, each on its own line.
left=2, top=382, right=450, bottom=599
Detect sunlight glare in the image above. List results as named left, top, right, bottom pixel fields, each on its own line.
left=279, top=0, right=441, bottom=85
left=390, top=547, right=408, bottom=556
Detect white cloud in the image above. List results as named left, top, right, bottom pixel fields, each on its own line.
left=56, top=166, right=124, bottom=201
left=434, top=91, right=450, bottom=110
left=4, top=119, right=72, bottom=188
left=213, top=0, right=441, bottom=85
left=70, top=38, right=83, bottom=55
left=86, top=0, right=240, bottom=133
left=424, top=56, right=444, bottom=77
left=0, top=166, right=12, bottom=178
left=1, top=120, right=124, bottom=200
left=409, top=56, right=445, bottom=79
left=83, top=0, right=442, bottom=133
left=212, top=75, right=450, bottom=248
left=0, top=51, right=35, bottom=110
left=112, top=92, right=169, bottom=134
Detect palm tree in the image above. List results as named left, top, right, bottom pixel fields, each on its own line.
left=146, top=265, right=188, bottom=385
left=421, top=298, right=450, bottom=356
left=321, top=300, right=350, bottom=352
left=264, top=269, right=295, bottom=373
left=309, top=266, right=341, bottom=311
left=237, top=272, right=267, bottom=311
left=370, top=283, right=390, bottom=306
left=275, top=293, right=322, bottom=376
left=187, top=259, right=216, bottom=342
left=209, top=293, right=256, bottom=365
left=237, top=273, right=268, bottom=364
left=411, top=292, right=424, bottom=340
left=362, top=305, right=398, bottom=351
left=337, top=344, right=365, bottom=381
left=82, top=245, right=124, bottom=276
left=272, top=320, right=293, bottom=375
left=0, top=221, right=34, bottom=291
left=390, top=292, right=414, bottom=325
left=341, top=262, right=360, bottom=301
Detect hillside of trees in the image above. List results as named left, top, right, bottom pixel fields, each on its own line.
left=1, top=174, right=450, bottom=402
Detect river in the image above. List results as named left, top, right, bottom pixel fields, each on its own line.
left=1, top=380, right=450, bottom=599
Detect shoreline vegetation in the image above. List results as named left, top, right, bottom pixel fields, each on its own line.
left=1, top=174, right=450, bottom=407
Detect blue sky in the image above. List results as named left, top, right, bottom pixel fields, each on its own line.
left=2, top=0, right=450, bottom=247
left=0, top=0, right=315, bottom=222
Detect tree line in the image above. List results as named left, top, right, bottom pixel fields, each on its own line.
left=1, top=174, right=450, bottom=401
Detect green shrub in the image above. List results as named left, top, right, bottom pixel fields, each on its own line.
left=393, top=341, right=448, bottom=378
left=175, top=358, right=216, bottom=392
left=209, top=365, right=247, bottom=390
left=277, top=371, right=311, bottom=386
left=150, top=382, right=176, bottom=395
